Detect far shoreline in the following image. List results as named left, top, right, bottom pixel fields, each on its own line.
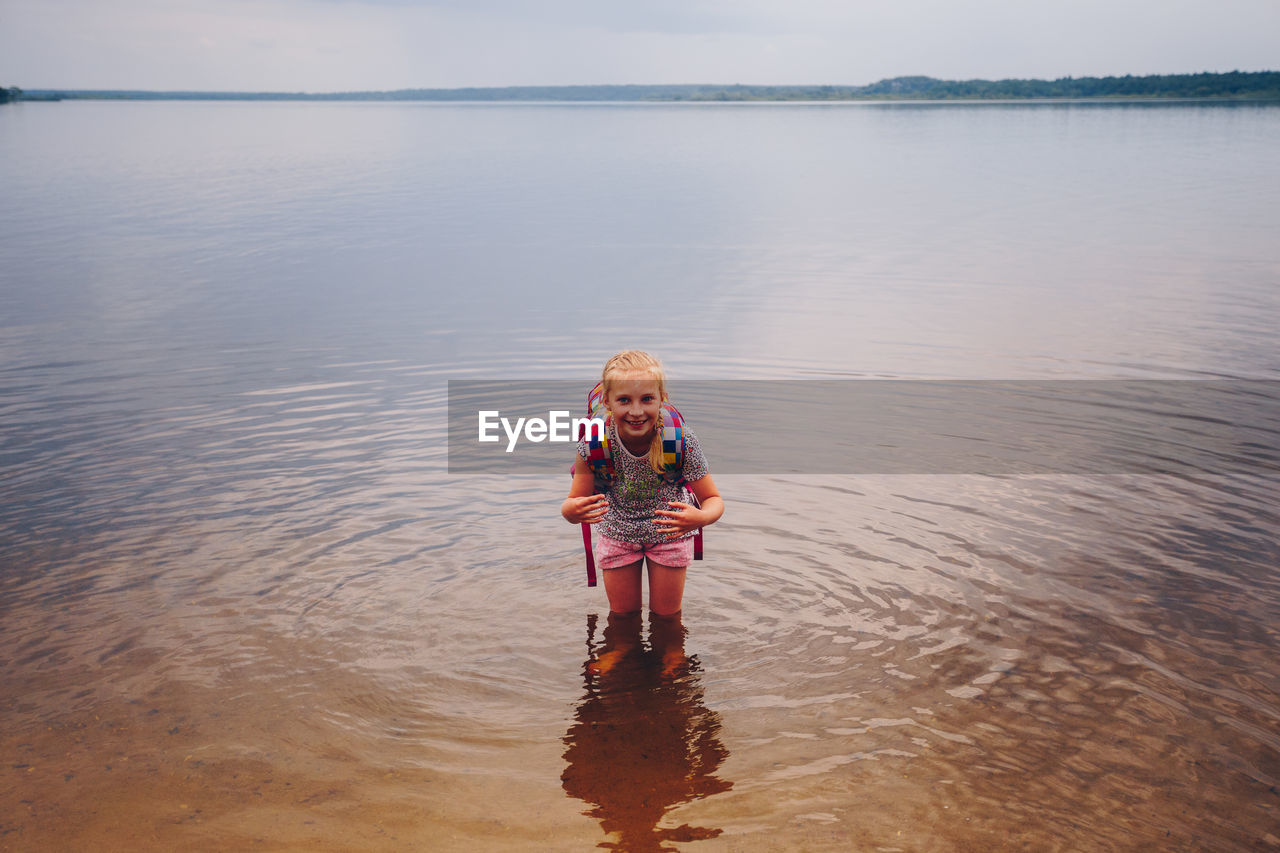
left=8, top=71, right=1280, bottom=104
left=13, top=97, right=1280, bottom=108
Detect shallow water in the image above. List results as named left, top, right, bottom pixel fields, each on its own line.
left=2, top=100, right=1279, bottom=850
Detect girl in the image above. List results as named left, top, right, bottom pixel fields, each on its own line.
left=561, top=350, right=724, bottom=619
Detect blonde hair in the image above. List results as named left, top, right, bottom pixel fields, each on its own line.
left=601, top=350, right=668, bottom=474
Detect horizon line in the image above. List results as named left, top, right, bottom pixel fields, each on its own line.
left=14, top=69, right=1279, bottom=96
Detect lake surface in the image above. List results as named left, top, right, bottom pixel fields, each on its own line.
left=1, top=99, right=1279, bottom=851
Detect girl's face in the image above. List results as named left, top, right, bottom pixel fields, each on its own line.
left=605, top=373, right=662, bottom=443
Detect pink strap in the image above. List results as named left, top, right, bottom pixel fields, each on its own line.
left=581, top=523, right=597, bottom=587
left=687, top=491, right=704, bottom=560
left=572, top=458, right=598, bottom=586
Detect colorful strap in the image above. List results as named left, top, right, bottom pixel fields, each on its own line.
left=658, top=403, right=684, bottom=483
left=583, top=415, right=614, bottom=487
left=586, top=382, right=606, bottom=418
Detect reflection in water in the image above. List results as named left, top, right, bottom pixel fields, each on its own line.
left=562, top=613, right=732, bottom=852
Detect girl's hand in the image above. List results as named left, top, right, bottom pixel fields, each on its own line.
left=563, top=494, right=609, bottom=524
left=653, top=501, right=705, bottom=539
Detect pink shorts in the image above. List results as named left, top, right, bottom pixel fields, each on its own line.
left=595, top=534, right=694, bottom=570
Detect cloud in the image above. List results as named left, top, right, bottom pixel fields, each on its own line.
left=313, top=0, right=802, bottom=35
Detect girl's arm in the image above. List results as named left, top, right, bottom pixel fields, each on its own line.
left=654, top=474, right=723, bottom=539
left=562, top=457, right=609, bottom=524
left=688, top=474, right=724, bottom=525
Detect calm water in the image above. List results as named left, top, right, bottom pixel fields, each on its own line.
left=2, top=100, right=1279, bottom=851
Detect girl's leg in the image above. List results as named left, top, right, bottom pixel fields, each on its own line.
left=588, top=609, right=643, bottom=676
left=647, top=608, right=688, bottom=677
left=645, top=560, right=687, bottom=618
left=601, top=561, right=644, bottom=616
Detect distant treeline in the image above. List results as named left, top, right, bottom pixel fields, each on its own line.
left=17, top=71, right=1280, bottom=102
left=0, top=86, right=24, bottom=103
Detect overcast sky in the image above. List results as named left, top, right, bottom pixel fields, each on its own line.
left=2, top=0, right=1277, bottom=92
